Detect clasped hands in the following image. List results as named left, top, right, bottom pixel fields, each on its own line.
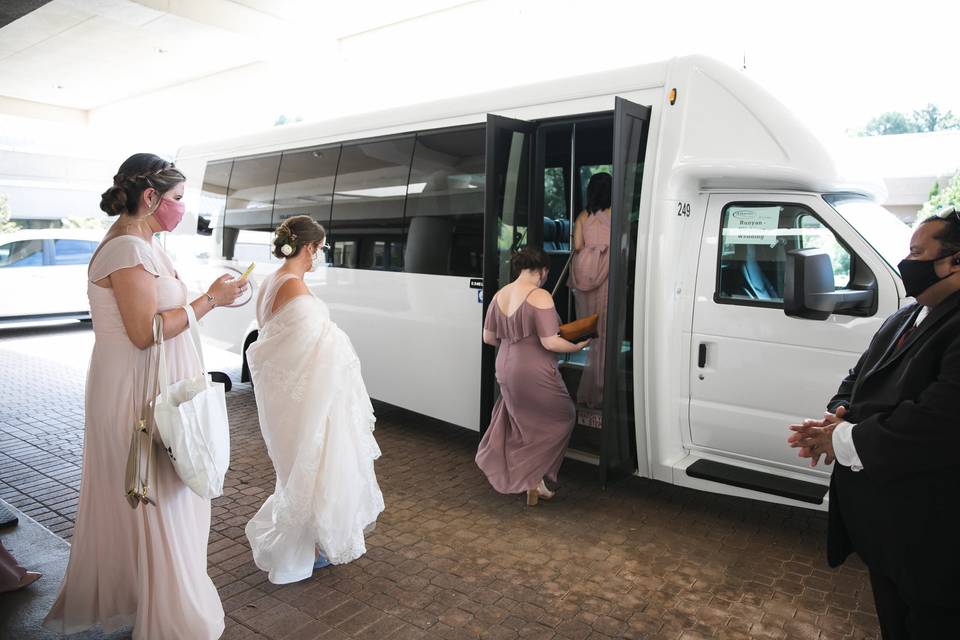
left=787, top=406, right=846, bottom=468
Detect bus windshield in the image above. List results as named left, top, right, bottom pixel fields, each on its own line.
left=824, top=195, right=911, bottom=272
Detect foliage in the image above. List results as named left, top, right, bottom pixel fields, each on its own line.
left=911, top=104, right=959, bottom=133
left=918, top=171, right=960, bottom=221
left=856, top=103, right=960, bottom=136
left=543, top=167, right=566, bottom=219
left=0, top=193, right=19, bottom=233
left=274, top=114, right=303, bottom=126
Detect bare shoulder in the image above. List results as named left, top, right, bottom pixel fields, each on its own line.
left=527, top=288, right=555, bottom=310
left=276, top=276, right=308, bottom=300
left=576, top=210, right=589, bottom=223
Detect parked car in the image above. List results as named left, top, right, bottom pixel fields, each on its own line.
left=0, top=228, right=105, bottom=323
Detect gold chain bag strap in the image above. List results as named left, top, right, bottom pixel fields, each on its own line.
left=124, top=314, right=162, bottom=508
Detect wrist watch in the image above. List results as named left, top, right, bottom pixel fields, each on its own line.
left=205, top=292, right=216, bottom=307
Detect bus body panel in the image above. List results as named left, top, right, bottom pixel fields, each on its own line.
left=320, top=269, right=482, bottom=430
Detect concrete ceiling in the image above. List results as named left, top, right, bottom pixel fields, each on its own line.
left=0, top=0, right=279, bottom=115
left=0, top=0, right=475, bottom=122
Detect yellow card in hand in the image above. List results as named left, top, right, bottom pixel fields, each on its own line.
left=240, top=262, right=255, bottom=280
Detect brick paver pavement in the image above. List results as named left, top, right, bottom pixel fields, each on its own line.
left=0, top=324, right=881, bottom=639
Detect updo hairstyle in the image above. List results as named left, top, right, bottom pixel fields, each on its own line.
left=511, top=246, right=550, bottom=277
left=273, top=215, right=326, bottom=260
left=100, top=153, right=185, bottom=216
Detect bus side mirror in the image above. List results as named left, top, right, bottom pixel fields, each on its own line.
left=784, top=249, right=875, bottom=320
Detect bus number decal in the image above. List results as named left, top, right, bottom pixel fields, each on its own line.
left=677, top=201, right=692, bottom=217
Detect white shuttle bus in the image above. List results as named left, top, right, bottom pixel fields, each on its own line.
left=171, top=55, right=910, bottom=510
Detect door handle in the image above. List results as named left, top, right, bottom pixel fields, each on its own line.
left=698, top=343, right=707, bottom=368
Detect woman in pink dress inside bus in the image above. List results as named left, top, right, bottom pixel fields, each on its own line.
left=569, top=172, right=612, bottom=408
left=476, top=248, right=589, bottom=506
left=44, top=153, right=245, bottom=639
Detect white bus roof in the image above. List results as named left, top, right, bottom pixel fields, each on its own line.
left=176, top=55, right=880, bottom=198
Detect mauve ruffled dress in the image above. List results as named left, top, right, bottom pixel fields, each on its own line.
left=569, top=209, right=611, bottom=407
left=475, top=294, right=575, bottom=494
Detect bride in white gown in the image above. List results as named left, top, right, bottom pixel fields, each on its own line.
left=245, top=215, right=384, bottom=585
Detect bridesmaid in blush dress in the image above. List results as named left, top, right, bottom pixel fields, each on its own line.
left=570, top=172, right=612, bottom=408
left=43, top=154, right=245, bottom=640
left=476, top=248, right=590, bottom=506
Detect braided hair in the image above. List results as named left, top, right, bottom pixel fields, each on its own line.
left=100, top=153, right=185, bottom=216
left=273, top=215, right=325, bottom=259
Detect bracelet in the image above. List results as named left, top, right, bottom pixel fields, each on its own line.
left=204, top=292, right=216, bottom=307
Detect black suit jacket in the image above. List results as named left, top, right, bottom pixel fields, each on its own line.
left=826, top=289, right=960, bottom=606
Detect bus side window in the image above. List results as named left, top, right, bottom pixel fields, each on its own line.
left=273, top=145, right=341, bottom=250
left=200, top=160, right=233, bottom=259
left=223, top=153, right=282, bottom=264
left=329, top=137, right=413, bottom=270
left=716, top=203, right=853, bottom=306
left=404, top=127, right=485, bottom=277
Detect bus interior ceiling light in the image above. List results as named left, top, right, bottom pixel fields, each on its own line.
left=337, top=183, right=426, bottom=198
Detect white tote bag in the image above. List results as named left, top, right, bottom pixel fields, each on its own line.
left=154, top=305, right=230, bottom=499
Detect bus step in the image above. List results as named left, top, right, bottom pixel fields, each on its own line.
left=565, top=447, right=599, bottom=465
left=685, top=459, right=827, bottom=505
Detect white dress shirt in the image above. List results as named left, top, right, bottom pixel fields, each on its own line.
left=831, top=306, right=930, bottom=471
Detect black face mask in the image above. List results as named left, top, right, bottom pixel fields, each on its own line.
left=898, top=255, right=950, bottom=298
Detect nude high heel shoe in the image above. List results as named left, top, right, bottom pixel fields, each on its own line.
left=526, top=479, right=555, bottom=506
left=526, top=489, right=539, bottom=506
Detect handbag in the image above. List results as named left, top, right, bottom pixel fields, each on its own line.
left=124, top=315, right=162, bottom=508
left=558, top=313, right=599, bottom=343
left=154, top=305, right=231, bottom=499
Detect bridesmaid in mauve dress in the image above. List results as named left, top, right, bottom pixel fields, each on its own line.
left=570, top=172, right=612, bottom=408
left=43, top=154, right=245, bottom=640
left=476, top=248, right=590, bottom=506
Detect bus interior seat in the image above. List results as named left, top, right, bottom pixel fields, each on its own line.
left=555, top=218, right=571, bottom=251
left=542, top=216, right=573, bottom=323
left=719, top=242, right=785, bottom=301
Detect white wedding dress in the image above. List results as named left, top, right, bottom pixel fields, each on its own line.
left=245, top=272, right=384, bottom=584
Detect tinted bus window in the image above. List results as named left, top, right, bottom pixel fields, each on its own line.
left=200, top=160, right=232, bottom=257
left=274, top=145, right=341, bottom=230
left=403, top=127, right=484, bottom=277
left=224, top=154, right=281, bottom=262
left=329, top=137, right=414, bottom=270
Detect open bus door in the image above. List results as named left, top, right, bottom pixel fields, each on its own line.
left=480, top=114, right=535, bottom=432
left=600, top=97, right=651, bottom=483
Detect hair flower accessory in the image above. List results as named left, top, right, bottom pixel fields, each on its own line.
left=280, top=243, right=294, bottom=256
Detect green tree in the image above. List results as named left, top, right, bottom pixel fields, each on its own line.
left=856, top=104, right=960, bottom=136
left=918, top=172, right=960, bottom=221
left=0, top=193, right=19, bottom=233
left=912, top=103, right=960, bottom=133
left=861, top=111, right=918, bottom=136
left=274, top=114, right=303, bottom=126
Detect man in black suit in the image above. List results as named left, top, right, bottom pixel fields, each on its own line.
left=789, top=207, right=960, bottom=639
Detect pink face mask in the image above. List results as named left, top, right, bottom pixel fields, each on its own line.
left=152, top=197, right=185, bottom=232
